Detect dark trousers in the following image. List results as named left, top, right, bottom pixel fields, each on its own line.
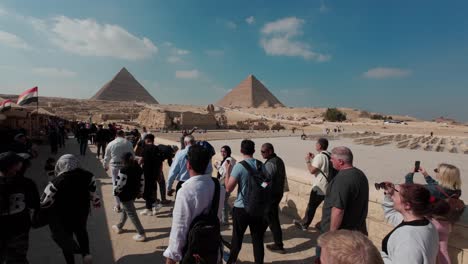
left=144, top=177, right=156, bottom=210
left=97, top=142, right=106, bottom=158
left=303, top=189, right=325, bottom=227
left=51, top=143, right=58, bottom=154
left=228, top=207, right=268, bottom=264
left=49, top=216, right=89, bottom=264
left=156, top=175, right=166, bottom=201
left=79, top=139, right=88, bottom=155
left=0, top=232, right=29, bottom=264
left=267, top=198, right=283, bottom=247
left=175, top=180, right=185, bottom=196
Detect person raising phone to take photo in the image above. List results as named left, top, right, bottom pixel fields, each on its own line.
left=405, top=162, right=463, bottom=264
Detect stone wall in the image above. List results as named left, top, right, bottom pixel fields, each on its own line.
left=137, top=108, right=171, bottom=129
left=280, top=168, right=468, bottom=264
left=180, top=111, right=217, bottom=129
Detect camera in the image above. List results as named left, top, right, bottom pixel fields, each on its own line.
left=374, top=182, right=387, bottom=191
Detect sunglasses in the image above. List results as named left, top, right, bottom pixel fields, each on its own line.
left=434, top=168, right=439, bottom=173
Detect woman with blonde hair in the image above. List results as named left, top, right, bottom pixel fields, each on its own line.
left=405, top=163, right=462, bottom=264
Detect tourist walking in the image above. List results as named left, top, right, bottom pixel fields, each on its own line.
left=380, top=183, right=441, bottom=263
left=261, top=143, right=287, bottom=253
left=112, top=152, right=146, bottom=242
left=164, top=145, right=225, bottom=264
left=41, top=154, right=101, bottom=264
left=224, top=139, right=268, bottom=264
left=103, top=130, right=134, bottom=212
left=139, top=134, right=164, bottom=216
left=48, top=125, right=59, bottom=155
left=77, top=124, right=89, bottom=156
left=167, top=135, right=213, bottom=196
left=95, top=124, right=110, bottom=159
left=156, top=144, right=179, bottom=205
left=0, top=152, right=40, bottom=264
left=294, top=138, right=334, bottom=231
left=214, top=145, right=236, bottom=225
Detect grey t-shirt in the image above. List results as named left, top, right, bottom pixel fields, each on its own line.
left=321, top=167, right=369, bottom=233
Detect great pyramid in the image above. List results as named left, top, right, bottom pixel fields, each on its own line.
left=91, top=67, right=158, bottom=104
left=216, top=74, right=284, bottom=108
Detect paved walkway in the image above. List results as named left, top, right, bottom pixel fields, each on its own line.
left=26, top=139, right=317, bottom=263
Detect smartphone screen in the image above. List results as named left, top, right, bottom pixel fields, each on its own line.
left=414, top=161, right=420, bottom=172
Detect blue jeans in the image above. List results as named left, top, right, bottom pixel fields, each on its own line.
left=222, top=190, right=230, bottom=223
left=117, top=200, right=145, bottom=235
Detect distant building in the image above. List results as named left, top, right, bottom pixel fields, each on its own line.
left=434, top=116, right=457, bottom=124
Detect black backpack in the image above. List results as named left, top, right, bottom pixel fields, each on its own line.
left=240, top=160, right=272, bottom=217
left=319, top=152, right=338, bottom=183
left=181, top=178, right=222, bottom=264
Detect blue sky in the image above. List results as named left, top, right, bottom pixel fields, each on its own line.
left=1, top=0, right=467, bottom=121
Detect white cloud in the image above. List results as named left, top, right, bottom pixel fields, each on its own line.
left=226, top=21, right=237, bottom=29
left=261, top=17, right=304, bottom=36
left=0, top=30, right=30, bottom=49
left=175, top=49, right=189, bottom=55
left=320, top=0, right=330, bottom=13
left=175, top=70, right=200, bottom=79
left=363, top=67, right=412, bottom=79
left=166, top=47, right=190, bottom=64
left=204, top=49, right=224, bottom=57
left=46, top=16, right=157, bottom=60
left=246, top=16, right=255, bottom=25
left=260, top=17, right=330, bottom=61
left=32, top=67, right=77, bottom=78
left=0, top=7, right=7, bottom=16
left=167, top=56, right=182, bottom=64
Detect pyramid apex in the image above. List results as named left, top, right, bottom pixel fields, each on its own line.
left=90, top=68, right=158, bottom=104
left=215, top=74, right=284, bottom=108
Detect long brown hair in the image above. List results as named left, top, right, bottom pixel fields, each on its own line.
left=399, top=184, right=449, bottom=218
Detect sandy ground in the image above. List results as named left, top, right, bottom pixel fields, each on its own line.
left=26, top=138, right=318, bottom=263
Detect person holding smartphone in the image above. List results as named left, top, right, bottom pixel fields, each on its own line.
left=405, top=162, right=462, bottom=264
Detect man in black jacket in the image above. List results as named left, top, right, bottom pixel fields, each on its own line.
left=95, top=124, right=110, bottom=159
left=140, top=134, right=164, bottom=216
left=0, top=152, right=40, bottom=263
left=261, top=143, right=287, bottom=253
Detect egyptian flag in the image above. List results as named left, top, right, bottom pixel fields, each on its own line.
left=0, top=99, right=12, bottom=112
left=17, top=86, right=38, bottom=106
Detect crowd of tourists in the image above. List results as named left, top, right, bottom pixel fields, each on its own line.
left=0, top=123, right=465, bottom=264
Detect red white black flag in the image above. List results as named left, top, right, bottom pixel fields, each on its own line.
left=0, top=99, right=12, bottom=112
left=17, top=86, right=38, bottom=106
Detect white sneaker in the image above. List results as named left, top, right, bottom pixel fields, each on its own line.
left=111, top=225, right=123, bottom=234
left=152, top=204, right=163, bottom=215
left=133, top=234, right=146, bottom=242
left=140, top=209, right=151, bottom=216
left=113, top=205, right=122, bottom=213
left=83, top=254, right=93, bottom=264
